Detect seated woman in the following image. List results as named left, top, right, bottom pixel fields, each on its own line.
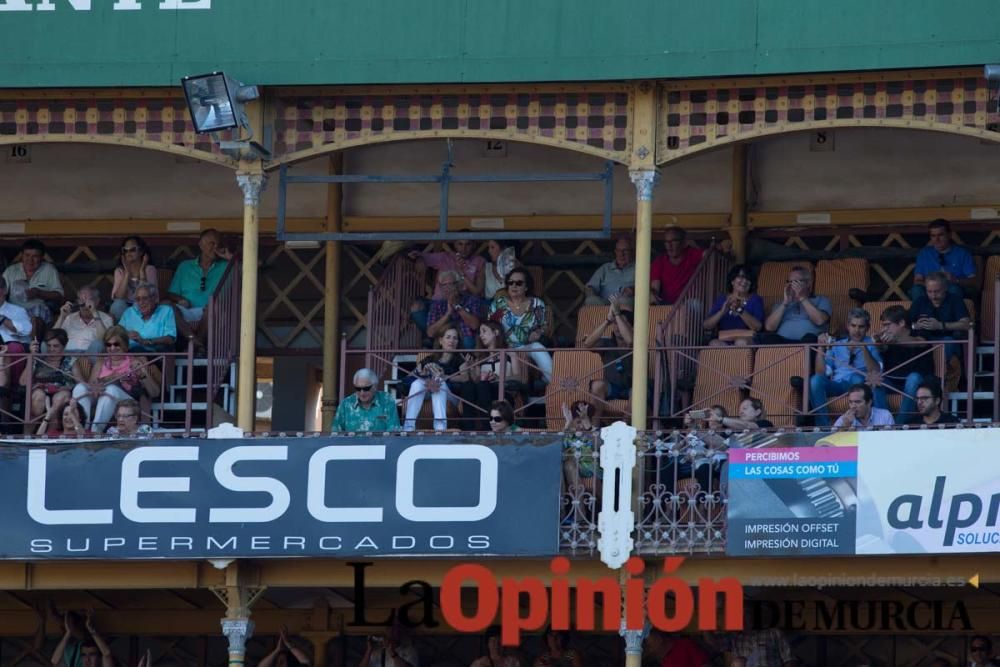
left=720, top=397, right=774, bottom=431
left=561, top=401, right=600, bottom=502
left=71, top=326, right=162, bottom=433
left=484, top=240, right=519, bottom=300
left=402, top=327, right=470, bottom=431
left=488, top=268, right=553, bottom=383
left=110, top=236, right=158, bottom=320
left=461, top=321, right=527, bottom=430
left=703, top=264, right=764, bottom=345
left=533, top=630, right=582, bottom=667
left=42, top=400, right=88, bottom=437
left=488, top=400, right=519, bottom=434
left=20, top=328, right=86, bottom=435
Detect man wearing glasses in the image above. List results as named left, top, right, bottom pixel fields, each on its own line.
left=809, top=309, right=882, bottom=427
left=905, top=382, right=958, bottom=425
left=968, top=636, right=997, bottom=667
left=912, top=218, right=976, bottom=301
left=118, top=284, right=177, bottom=352
left=332, top=368, right=401, bottom=432
left=166, top=228, right=232, bottom=341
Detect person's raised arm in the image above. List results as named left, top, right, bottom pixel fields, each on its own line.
left=84, top=611, right=114, bottom=667
left=51, top=613, right=73, bottom=667
left=800, top=296, right=830, bottom=327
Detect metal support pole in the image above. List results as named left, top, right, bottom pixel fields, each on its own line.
left=236, top=170, right=267, bottom=431
left=321, top=154, right=344, bottom=430
left=629, top=169, right=660, bottom=430
left=730, top=143, right=748, bottom=263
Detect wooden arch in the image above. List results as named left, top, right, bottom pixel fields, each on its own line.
left=655, top=67, right=1000, bottom=165
left=265, top=84, right=634, bottom=168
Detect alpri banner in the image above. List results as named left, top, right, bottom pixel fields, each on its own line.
left=0, top=435, right=561, bottom=559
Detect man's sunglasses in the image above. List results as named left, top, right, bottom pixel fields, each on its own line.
left=355, top=384, right=374, bottom=392
left=200, top=276, right=207, bottom=291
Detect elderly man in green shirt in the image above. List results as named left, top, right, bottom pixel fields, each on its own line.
left=332, top=368, right=401, bottom=432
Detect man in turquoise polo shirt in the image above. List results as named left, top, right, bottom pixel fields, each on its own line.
left=166, top=228, right=232, bottom=326
left=117, top=283, right=177, bottom=352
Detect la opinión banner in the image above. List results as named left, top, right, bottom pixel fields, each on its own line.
left=0, top=435, right=561, bottom=559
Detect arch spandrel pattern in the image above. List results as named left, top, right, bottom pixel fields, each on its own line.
left=269, top=86, right=633, bottom=166
left=0, top=96, right=238, bottom=168
left=656, top=71, right=1000, bottom=164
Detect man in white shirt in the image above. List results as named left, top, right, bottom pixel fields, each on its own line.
left=2, top=238, right=64, bottom=323
left=53, top=285, right=113, bottom=354
left=0, top=276, right=33, bottom=421
left=832, top=383, right=894, bottom=431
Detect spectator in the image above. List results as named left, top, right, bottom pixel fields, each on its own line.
left=585, top=235, right=635, bottom=305
left=359, top=628, right=418, bottom=667
left=410, top=240, right=487, bottom=335
left=910, top=271, right=970, bottom=386
left=402, top=327, right=471, bottom=431
left=912, top=218, right=976, bottom=301
left=467, top=321, right=527, bottom=431
left=809, top=309, right=882, bottom=427
left=651, top=227, right=703, bottom=305
left=259, top=629, right=312, bottom=667
left=52, top=611, right=113, bottom=667
left=533, top=630, right=582, bottom=667
left=43, top=400, right=88, bottom=437
left=713, top=628, right=795, bottom=667
left=110, top=235, right=158, bottom=320
left=562, top=400, right=596, bottom=433
left=907, top=382, right=959, bottom=425
left=0, top=276, right=33, bottom=418
left=704, top=264, right=764, bottom=345
left=488, top=400, right=519, bottom=434
left=967, top=636, right=996, bottom=667
left=470, top=626, right=523, bottom=667
left=21, top=328, right=86, bottom=435
left=832, top=383, right=894, bottom=431
left=332, top=368, right=400, bottom=432
left=106, top=398, right=153, bottom=437
left=759, top=266, right=831, bottom=345
left=71, top=326, right=161, bottom=434
left=165, top=228, right=233, bottom=345
left=3, top=238, right=64, bottom=323
left=643, top=627, right=711, bottom=667
left=721, top=398, right=774, bottom=431
left=484, top=240, right=519, bottom=300
left=425, top=270, right=484, bottom=349
left=581, top=296, right=633, bottom=424
left=872, top=306, right=935, bottom=423
left=118, top=283, right=177, bottom=353
left=53, top=286, right=113, bottom=354
left=489, top=268, right=553, bottom=383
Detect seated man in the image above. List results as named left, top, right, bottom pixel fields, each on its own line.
left=872, top=305, right=935, bottom=423
left=53, top=286, right=113, bottom=354
left=0, top=277, right=33, bottom=413
left=650, top=227, right=702, bottom=305
left=165, top=228, right=233, bottom=341
left=759, top=265, right=832, bottom=344
left=332, top=368, right=401, bottom=432
left=425, top=270, right=483, bottom=349
left=118, top=283, right=177, bottom=353
left=911, top=218, right=976, bottom=301
left=809, top=308, right=881, bottom=427
left=585, top=235, right=635, bottom=305
left=832, top=383, right=894, bottom=431
left=409, top=240, right=486, bottom=338
left=580, top=295, right=633, bottom=424
left=2, top=238, right=64, bottom=323
left=907, top=382, right=959, bottom=425
left=909, top=271, right=970, bottom=389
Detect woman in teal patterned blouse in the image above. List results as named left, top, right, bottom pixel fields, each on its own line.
left=488, top=268, right=553, bottom=383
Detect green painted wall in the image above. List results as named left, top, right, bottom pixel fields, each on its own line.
left=1, top=0, right=999, bottom=88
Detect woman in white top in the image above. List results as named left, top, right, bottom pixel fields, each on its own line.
left=483, top=240, right=518, bottom=299
left=459, top=321, right=527, bottom=430
left=110, top=236, right=158, bottom=320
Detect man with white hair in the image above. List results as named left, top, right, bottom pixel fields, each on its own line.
left=117, top=282, right=177, bottom=352
left=53, top=285, right=113, bottom=353
left=332, top=368, right=401, bottom=432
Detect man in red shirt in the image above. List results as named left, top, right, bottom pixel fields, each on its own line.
left=644, top=628, right=712, bottom=667
left=651, top=228, right=703, bottom=304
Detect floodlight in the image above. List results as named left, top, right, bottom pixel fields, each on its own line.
left=181, top=72, right=259, bottom=134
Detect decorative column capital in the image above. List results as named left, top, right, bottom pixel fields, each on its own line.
left=236, top=172, right=268, bottom=207
left=620, top=622, right=648, bottom=656
left=628, top=169, right=660, bottom=202
left=221, top=617, right=255, bottom=654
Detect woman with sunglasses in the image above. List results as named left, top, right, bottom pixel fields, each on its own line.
left=488, top=268, right=553, bottom=383
left=71, top=326, right=161, bottom=433
left=403, top=327, right=470, bottom=431
left=488, top=400, right=519, bottom=434
left=110, top=236, right=157, bottom=320
left=20, top=328, right=86, bottom=435
left=704, top=264, right=763, bottom=346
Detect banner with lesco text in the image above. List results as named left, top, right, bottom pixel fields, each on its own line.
left=727, top=430, right=1000, bottom=556
left=0, top=435, right=561, bottom=559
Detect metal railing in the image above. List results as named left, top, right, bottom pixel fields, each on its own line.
left=365, top=255, right=424, bottom=380
left=205, top=256, right=241, bottom=428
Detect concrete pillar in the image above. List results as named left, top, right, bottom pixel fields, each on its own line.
left=628, top=168, right=660, bottom=430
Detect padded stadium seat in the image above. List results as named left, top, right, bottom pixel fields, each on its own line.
left=863, top=301, right=911, bottom=329
left=757, top=261, right=814, bottom=312
left=748, top=345, right=809, bottom=427
left=544, top=350, right=608, bottom=429
left=816, top=259, right=870, bottom=335
left=575, top=305, right=608, bottom=344
left=690, top=347, right=753, bottom=418
left=980, top=256, right=1000, bottom=342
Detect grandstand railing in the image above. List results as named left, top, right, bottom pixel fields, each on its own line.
left=365, top=254, right=424, bottom=380
left=205, top=256, right=240, bottom=428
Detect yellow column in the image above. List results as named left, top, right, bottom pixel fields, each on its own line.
left=729, top=143, right=748, bottom=263
left=236, top=168, right=267, bottom=430
left=629, top=169, right=659, bottom=430
left=321, top=154, right=344, bottom=430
